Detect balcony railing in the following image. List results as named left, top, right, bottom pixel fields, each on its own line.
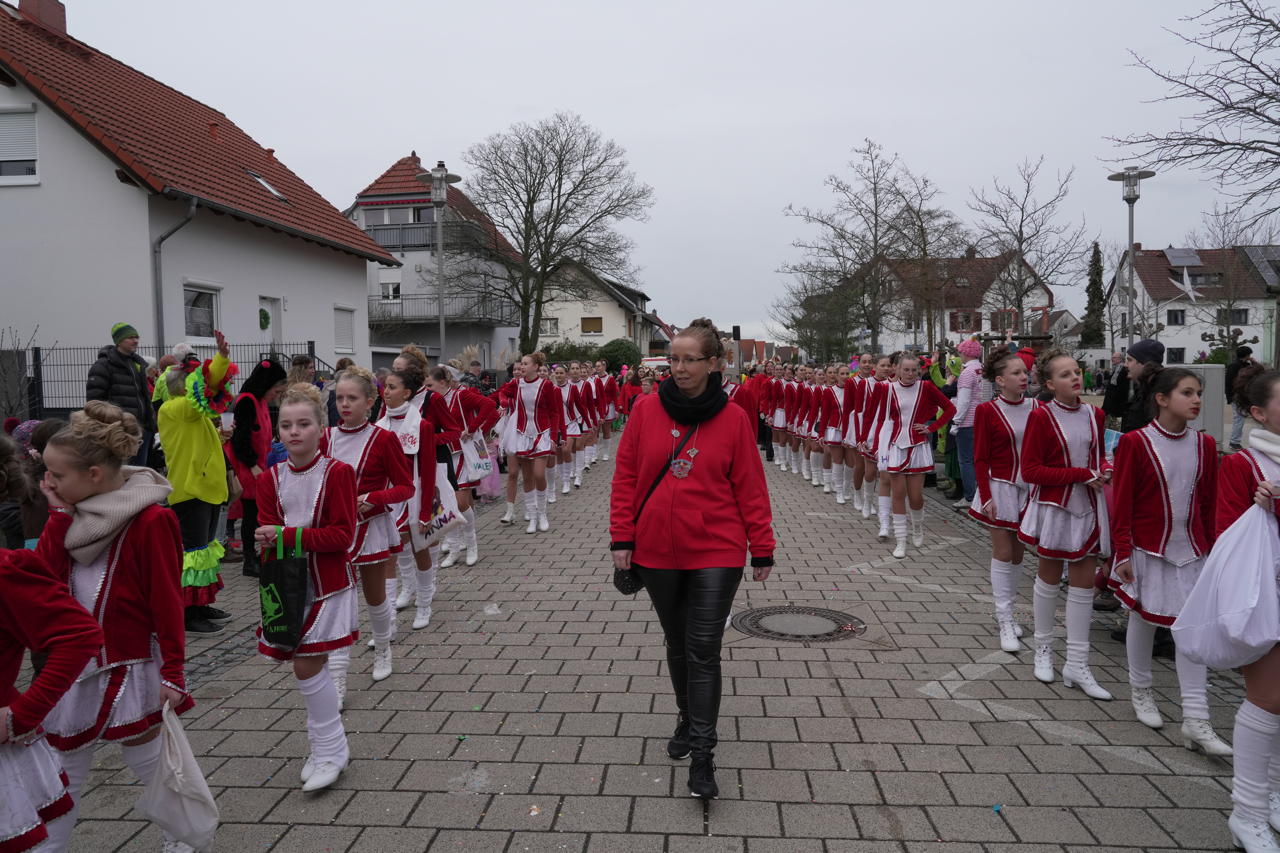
left=365, top=221, right=492, bottom=251
left=368, top=294, right=519, bottom=327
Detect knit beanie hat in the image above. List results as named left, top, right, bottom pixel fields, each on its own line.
left=1128, top=339, right=1165, bottom=366
left=957, top=339, right=983, bottom=360
left=111, top=322, right=139, bottom=344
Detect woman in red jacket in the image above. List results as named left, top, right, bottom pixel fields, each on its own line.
left=968, top=347, right=1038, bottom=653
left=855, top=355, right=893, bottom=524
left=255, top=384, right=358, bottom=793
left=0, top=548, right=103, bottom=853
left=1216, top=369, right=1280, bottom=848
left=610, top=318, right=775, bottom=801
left=1018, top=351, right=1113, bottom=702
left=1107, top=368, right=1231, bottom=755
left=36, top=402, right=200, bottom=849
left=842, top=355, right=874, bottom=514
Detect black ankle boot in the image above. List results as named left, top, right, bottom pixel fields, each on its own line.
left=688, top=754, right=718, bottom=799
left=667, top=713, right=691, bottom=760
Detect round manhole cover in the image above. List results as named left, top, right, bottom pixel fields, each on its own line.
left=731, top=606, right=867, bottom=643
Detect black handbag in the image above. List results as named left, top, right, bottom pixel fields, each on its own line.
left=259, top=526, right=311, bottom=651
left=613, top=426, right=695, bottom=595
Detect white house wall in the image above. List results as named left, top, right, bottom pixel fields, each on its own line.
left=0, top=80, right=152, bottom=348
left=540, top=285, right=632, bottom=347
left=151, top=195, right=371, bottom=366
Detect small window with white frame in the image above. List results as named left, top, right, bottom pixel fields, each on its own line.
left=380, top=281, right=401, bottom=301
left=539, top=317, right=559, bottom=336
left=334, top=306, right=356, bottom=354
left=0, top=105, right=38, bottom=185
left=183, top=285, right=219, bottom=339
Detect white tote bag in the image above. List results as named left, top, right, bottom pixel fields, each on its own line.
left=460, top=433, right=494, bottom=481
left=413, top=461, right=464, bottom=549
left=134, top=702, right=219, bottom=851
left=1172, top=504, right=1280, bottom=670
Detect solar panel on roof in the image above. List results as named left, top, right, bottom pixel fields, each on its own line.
left=1165, top=248, right=1203, bottom=267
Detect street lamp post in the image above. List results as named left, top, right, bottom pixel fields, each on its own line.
left=1107, top=166, right=1155, bottom=350
left=417, top=161, right=461, bottom=364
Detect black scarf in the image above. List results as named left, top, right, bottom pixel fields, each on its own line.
left=659, top=371, right=729, bottom=425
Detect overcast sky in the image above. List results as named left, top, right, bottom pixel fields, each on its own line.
left=72, top=0, right=1224, bottom=339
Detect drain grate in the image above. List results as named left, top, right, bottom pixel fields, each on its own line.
left=731, top=606, right=867, bottom=644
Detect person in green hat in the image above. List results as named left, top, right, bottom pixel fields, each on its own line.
left=86, top=322, right=156, bottom=465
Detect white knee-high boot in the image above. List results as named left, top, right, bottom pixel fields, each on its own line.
left=833, top=462, right=846, bottom=503
left=1032, top=577, right=1058, bottom=682
left=891, top=513, right=907, bottom=558
left=1230, top=701, right=1280, bottom=833
left=876, top=495, right=891, bottom=538
left=1062, top=586, right=1111, bottom=700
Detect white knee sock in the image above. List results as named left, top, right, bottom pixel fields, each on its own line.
left=384, top=575, right=396, bottom=603
left=1173, top=637, right=1210, bottom=720
left=416, top=565, right=437, bottom=608
left=1126, top=616, right=1156, bottom=689
left=833, top=463, right=845, bottom=498
left=574, top=452, right=584, bottom=476
left=908, top=508, right=923, bottom=533
left=1064, top=586, right=1094, bottom=672
left=298, top=670, right=349, bottom=766
left=990, top=559, right=1015, bottom=623
left=523, top=490, right=537, bottom=517
left=1033, top=576, right=1058, bottom=645
left=546, top=466, right=557, bottom=491
left=396, top=546, right=415, bottom=594
left=368, top=598, right=394, bottom=644
left=877, top=495, right=891, bottom=525
left=1232, top=700, right=1280, bottom=823
left=327, top=645, right=351, bottom=683
left=44, top=746, right=95, bottom=850
left=891, top=513, right=907, bottom=543
left=536, top=489, right=548, bottom=516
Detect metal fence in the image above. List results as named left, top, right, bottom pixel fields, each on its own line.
left=7, top=341, right=324, bottom=421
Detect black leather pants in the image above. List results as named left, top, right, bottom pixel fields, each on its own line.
left=633, top=565, right=743, bottom=756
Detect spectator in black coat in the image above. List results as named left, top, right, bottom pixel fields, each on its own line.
left=1225, top=345, right=1255, bottom=449
left=85, top=322, right=156, bottom=465
left=1117, top=339, right=1164, bottom=433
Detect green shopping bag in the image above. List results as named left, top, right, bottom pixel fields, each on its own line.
left=259, top=526, right=310, bottom=651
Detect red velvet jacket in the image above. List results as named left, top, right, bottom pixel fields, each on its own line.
left=1020, top=401, right=1108, bottom=507
left=856, top=379, right=891, bottom=446
left=595, top=374, right=619, bottom=415
left=842, top=376, right=868, bottom=438
left=726, top=380, right=758, bottom=422
left=36, top=505, right=188, bottom=693
left=1216, top=449, right=1280, bottom=537
left=575, top=380, right=599, bottom=428
left=972, top=397, right=1041, bottom=506
left=321, top=423, right=414, bottom=520
left=444, top=386, right=499, bottom=452
left=783, top=381, right=799, bottom=425
left=1110, top=423, right=1216, bottom=565
left=513, top=377, right=567, bottom=437
left=609, top=394, right=775, bottom=569
left=256, top=455, right=357, bottom=599
left=0, top=549, right=103, bottom=738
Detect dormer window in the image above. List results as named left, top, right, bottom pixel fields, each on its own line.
left=247, top=169, right=287, bottom=202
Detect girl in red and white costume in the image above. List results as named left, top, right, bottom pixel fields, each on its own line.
left=322, top=367, right=414, bottom=701
left=869, top=354, right=955, bottom=558
left=379, top=365, right=459, bottom=630
left=805, top=367, right=827, bottom=488
left=496, top=369, right=523, bottom=525
left=37, top=403, right=201, bottom=848
left=1018, top=351, right=1113, bottom=702
left=842, top=355, right=874, bottom=513
left=512, top=353, right=566, bottom=534
left=820, top=364, right=849, bottom=500
left=773, top=364, right=795, bottom=471
left=569, top=362, right=598, bottom=487
left=593, top=360, right=620, bottom=462
left=0, top=547, right=102, bottom=853
left=969, top=347, right=1038, bottom=653
left=552, top=364, right=587, bottom=496
left=1108, top=368, right=1231, bottom=755
left=427, top=367, right=498, bottom=567
left=1217, top=369, right=1280, bottom=850
left=855, top=355, right=892, bottom=523
left=254, top=385, right=358, bottom=793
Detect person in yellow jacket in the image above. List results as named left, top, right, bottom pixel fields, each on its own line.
left=157, top=330, right=238, bottom=634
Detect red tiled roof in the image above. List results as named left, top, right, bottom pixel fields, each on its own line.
left=882, top=250, right=1048, bottom=310
left=0, top=3, right=395, bottom=264
left=354, top=153, right=521, bottom=262
left=1129, top=247, right=1268, bottom=301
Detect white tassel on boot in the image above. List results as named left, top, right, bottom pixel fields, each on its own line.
left=1062, top=586, right=1111, bottom=700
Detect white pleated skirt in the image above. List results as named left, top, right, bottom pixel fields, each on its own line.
left=0, top=737, right=73, bottom=852
left=1110, top=551, right=1205, bottom=626
left=968, top=480, right=1030, bottom=530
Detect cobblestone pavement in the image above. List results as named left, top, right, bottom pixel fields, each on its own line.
left=72, top=449, right=1242, bottom=852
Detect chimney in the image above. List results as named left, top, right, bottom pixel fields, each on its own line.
left=964, top=245, right=977, bottom=260
left=1133, top=242, right=1142, bottom=252
left=19, top=0, right=66, bottom=34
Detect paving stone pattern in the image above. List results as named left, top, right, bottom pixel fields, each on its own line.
left=74, top=449, right=1242, bottom=851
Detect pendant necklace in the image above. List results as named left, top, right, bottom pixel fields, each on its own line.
left=669, top=424, right=700, bottom=479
